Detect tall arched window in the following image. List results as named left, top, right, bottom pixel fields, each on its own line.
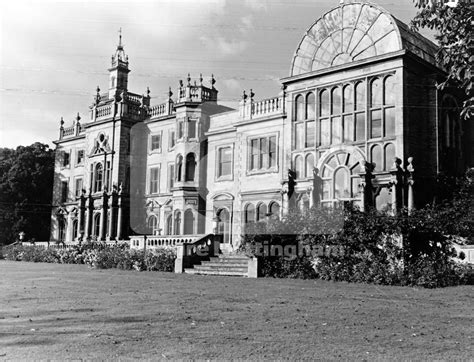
left=257, top=203, right=267, bottom=222
left=58, top=218, right=66, bottom=242
left=306, top=92, right=315, bottom=119
left=371, top=144, right=383, bottom=171
left=72, top=219, right=78, bottom=240
left=245, top=204, right=255, bottom=224
left=176, top=155, right=183, bottom=182
left=294, top=155, right=303, bottom=179
left=94, top=213, right=101, bottom=238
left=148, top=215, right=158, bottom=235
left=217, top=208, right=230, bottom=243
left=343, top=84, right=354, bottom=113
left=174, top=211, right=181, bottom=235
left=331, top=87, right=342, bottom=114
left=320, top=89, right=330, bottom=117
left=269, top=202, right=280, bottom=220
left=185, top=153, right=196, bottom=181
left=384, top=143, right=396, bottom=171
left=305, top=153, right=314, bottom=178
left=383, top=76, right=396, bottom=137
left=295, top=94, right=304, bottom=121
left=166, top=214, right=173, bottom=235
left=370, top=78, right=383, bottom=138
left=183, top=209, right=194, bottom=235
left=94, top=163, right=103, bottom=193
left=334, top=167, right=350, bottom=199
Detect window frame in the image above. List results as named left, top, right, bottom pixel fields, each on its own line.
left=148, top=165, right=160, bottom=195
left=149, top=132, right=162, bottom=153
left=74, top=177, right=83, bottom=198
left=369, top=74, right=396, bottom=140
left=293, top=92, right=316, bottom=150
left=216, top=145, right=233, bottom=181
left=75, top=149, right=85, bottom=166
left=247, top=134, right=279, bottom=175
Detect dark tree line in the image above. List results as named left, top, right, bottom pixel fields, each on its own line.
left=0, top=143, right=55, bottom=245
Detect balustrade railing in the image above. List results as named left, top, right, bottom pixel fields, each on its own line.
left=251, top=96, right=282, bottom=117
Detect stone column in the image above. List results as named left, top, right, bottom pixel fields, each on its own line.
left=99, top=191, right=108, bottom=241
left=78, top=191, right=86, bottom=240
left=280, top=185, right=289, bottom=217
left=108, top=190, right=116, bottom=240
left=67, top=211, right=73, bottom=242
left=406, top=157, right=415, bottom=214
left=117, top=195, right=123, bottom=240
left=308, top=188, right=314, bottom=208
left=84, top=193, right=93, bottom=240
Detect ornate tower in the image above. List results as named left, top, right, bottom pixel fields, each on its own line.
left=108, top=29, right=130, bottom=99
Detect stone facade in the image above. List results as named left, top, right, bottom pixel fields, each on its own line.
left=51, top=1, right=472, bottom=250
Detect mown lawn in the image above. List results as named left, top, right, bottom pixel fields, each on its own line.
left=0, top=261, right=472, bottom=360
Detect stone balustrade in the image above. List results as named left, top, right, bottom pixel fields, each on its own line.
left=148, top=101, right=175, bottom=118
left=240, top=95, right=285, bottom=120
left=129, top=234, right=209, bottom=249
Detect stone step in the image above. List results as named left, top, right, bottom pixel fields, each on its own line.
left=194, top=265, right=248, bottom=272
left=208, top=257, right=249, bottom=264
left=201, top=262, right=248, bottom=269
left=184, top=268, right=248, bottom=277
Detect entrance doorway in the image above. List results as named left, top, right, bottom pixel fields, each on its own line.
left=216, top=208, right=231, bottom=244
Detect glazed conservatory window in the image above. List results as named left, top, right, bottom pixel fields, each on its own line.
left=249, top=136, right=277, bottom=171
left=293, top=93, right=316, bottom=150
left=370, top=75, right=396, bottom=139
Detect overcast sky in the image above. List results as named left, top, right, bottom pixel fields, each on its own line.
left=0, top=0, right=435, bottom=149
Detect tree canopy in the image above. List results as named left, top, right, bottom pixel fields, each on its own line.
left=411, top=1, right=473, bottom=119
left=0, top=143, right=55, bottom=245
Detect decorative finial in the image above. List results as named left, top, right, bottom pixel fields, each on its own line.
left=146, top=86, right=150, bottom=97
left=211, top=74, right=216, bottom=88
left=60, top=117, right=64, bottom=127
left=199, top=73, right=203, bottom=84
left=168, top=86, right=173, bottom=98
left=250, top=89, right=255, bottom=100
left=118, top=27, right=122, bottom=47
left=242, top=90, right=247, bottom=101
left=179, top=79, right=183, bottom=87
left=76, top=112, right=81, bottom=122
left=96, top=85, right=100, bottom=94
left=187, top=73, right=191, bottom=85
left=407, top=157, right=414, bottom=173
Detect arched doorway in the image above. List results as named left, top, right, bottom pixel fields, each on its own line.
left=58, top=218, right=66, bottom=242
left=148, top=215, right=158, bottom=235
left=216, top=208, right=230, bottom=244
left=174, top=211, right=181, bottom=236
left=72, top=219, right=78, bottom=240
left=166, top=214, right=173, bottom=235
left=183, top=209, right=194, bottom=235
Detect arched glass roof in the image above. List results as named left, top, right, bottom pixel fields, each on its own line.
left=291, top=1, right=437, bottom=76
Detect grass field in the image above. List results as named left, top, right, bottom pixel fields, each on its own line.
left=0, top=261, right=472, bottom=360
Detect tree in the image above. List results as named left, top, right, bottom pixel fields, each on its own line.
left=0, top=143, right=55, bottom=245
left=410, top=0, right=473, bottom=118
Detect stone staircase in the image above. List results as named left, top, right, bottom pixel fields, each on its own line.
left=184, top=254, right=249, bottom=277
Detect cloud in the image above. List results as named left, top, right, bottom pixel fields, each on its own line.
left=199, top=35, right=248, bottom=57
left=243, top=0, right=267, bottom=11
left=221, top=78, right=243, bottom=93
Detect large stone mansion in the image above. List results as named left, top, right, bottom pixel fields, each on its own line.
left=51, top=1, right=472, bottom=250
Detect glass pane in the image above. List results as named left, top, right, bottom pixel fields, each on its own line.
left=343, top=85, right=354, bottom=113
left=331, top=87, right=342, bottom=115
left=355, top=113, right=365, bottom=141
left=322, top=166, right=331, bottom=177
left=320, top=90, right=330, bottom=117
left=331, top=116, right=342, bottom=144
left=188, top=120, right=196, bottom=138
left=351, top=177, right=361, bottom=198
left=320, top=118, right=330, bottom=146
left=370, top=78, right=382, bottom=108
left=371, top=144, right=382, bottom=171
left=371, top=110, right=382, bottom=138
left=384, top=143, right=396, bottom=171
left=343, top=115, right=354, bottom=142
left=375, top=187, right=392, bottom=211
left=384, top=107, right=395, bottom=136
left=334, top=168, right=350, bottom=199
left=295, top=156, right=303, bottom=179
left=322, top=180, right=331, bottom=200
left=306, top=93, right=315, bottom=119
left=384, top=76, right=396, bottom=105
left=355, top=82, right=366, bottom=110
left=295, top=95, right=304, bottom=121
left=305, top=153, right=315, bottom=178
left=306, top=121, right=315, bottom=148
left=296, top=123, right=304, bottom=149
